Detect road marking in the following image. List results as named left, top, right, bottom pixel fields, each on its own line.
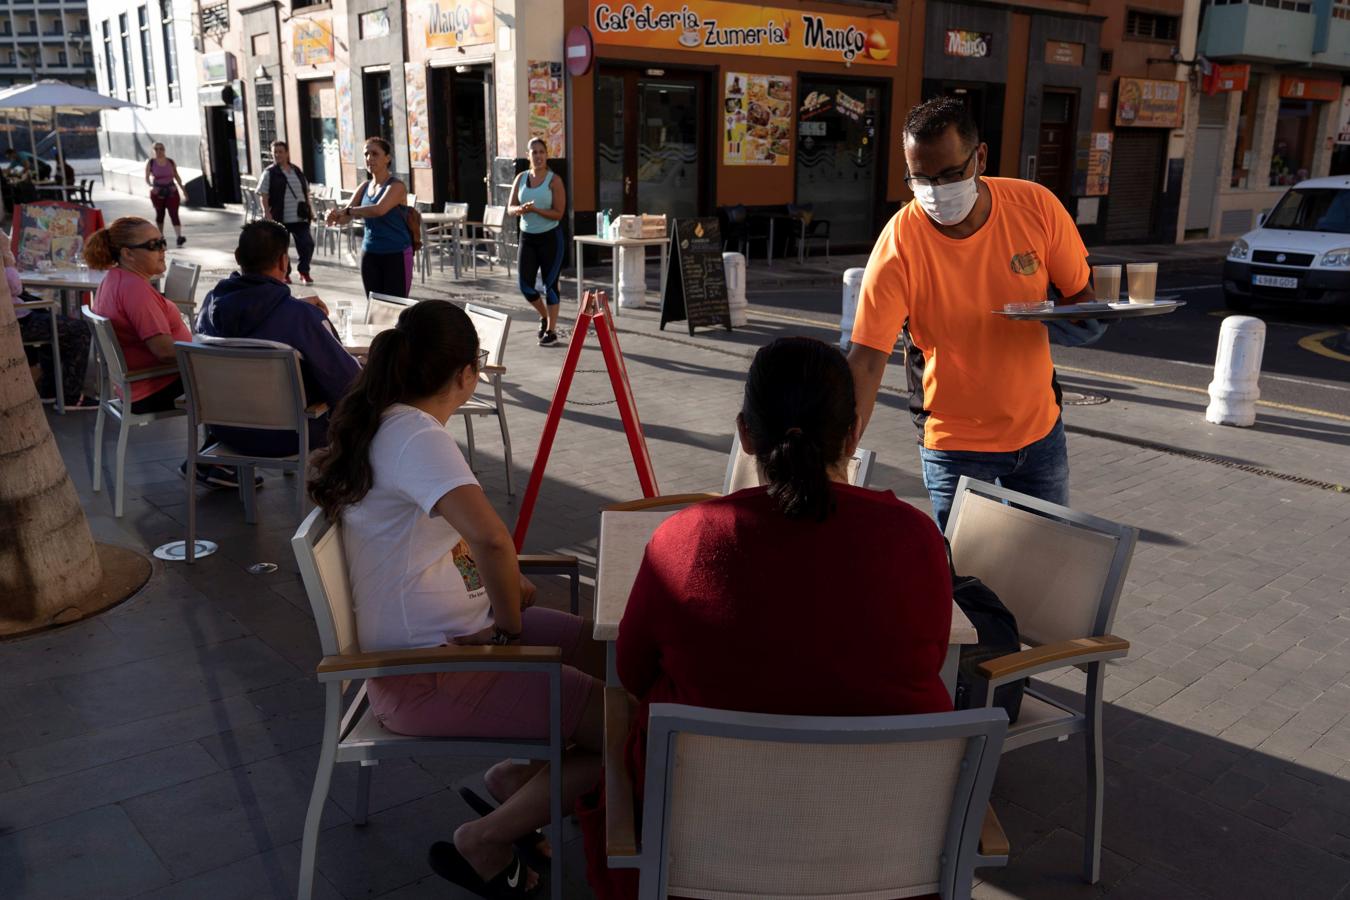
left=1057, top=365, right=1350, bottom=422
left=1156, top=358, right=1350, bottom=392
left=751, top=308, right=837, bottom=329
left=1166, top=283, right=1222, bottom=293
left=1298, top=330, right=1350, bottom=364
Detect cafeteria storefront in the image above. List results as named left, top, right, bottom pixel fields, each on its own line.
left=565, top=0, right=921, bottom=249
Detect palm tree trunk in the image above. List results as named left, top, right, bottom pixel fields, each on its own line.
left=0, top=270, right=104, bottom=626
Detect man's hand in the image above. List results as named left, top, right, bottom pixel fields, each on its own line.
left=301, top=295, right=329, bottom=316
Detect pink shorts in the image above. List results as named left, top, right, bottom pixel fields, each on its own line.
left=366, top=607, right=597, bottom=741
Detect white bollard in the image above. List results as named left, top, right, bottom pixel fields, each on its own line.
left=840, top=267, right=866, bottom=351
left=722, top=251, right=747, bottom=327
left=616, top=244, right=647, bottom=308
left=1206, top=315, right=1266, bottom=427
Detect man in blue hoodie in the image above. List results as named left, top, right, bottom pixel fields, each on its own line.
left=196, top=221, right=360, bottom=458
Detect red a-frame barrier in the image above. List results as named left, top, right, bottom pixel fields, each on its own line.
left=512, top=290, right=659, bottom=550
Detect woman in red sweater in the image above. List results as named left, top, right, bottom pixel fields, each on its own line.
left=581, top=336, right=954, bottom=899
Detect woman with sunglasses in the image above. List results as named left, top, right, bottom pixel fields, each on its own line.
left=309, top=299, right=605, bottom=899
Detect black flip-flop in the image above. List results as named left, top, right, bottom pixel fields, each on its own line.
left=458, top=786, right=549, bottom=863
left=428, top=842, right=537, bottom=899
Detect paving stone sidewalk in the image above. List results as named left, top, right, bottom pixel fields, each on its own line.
left=2, top=192, right=1348, bottom=899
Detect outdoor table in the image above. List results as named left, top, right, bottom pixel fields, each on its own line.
left=35, top=183, right=80, bottom=201
left=573, top=234, right=669, bottom=314
left=594, top=509, right=979, bottom=698
left=20, top=268, right=104, bottom=317
left=13, top=296, right=64, bottom=414
left=341, top=322, right=385, bottom=357
left=420, top=212, right=467, bottom=278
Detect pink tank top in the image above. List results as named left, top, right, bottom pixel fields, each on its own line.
left=150, top=158, right=174, bottom=185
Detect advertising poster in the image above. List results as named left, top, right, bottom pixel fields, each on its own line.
left=405, top=63, right=432, bottom=168
left=291, top=18, right=335, bottom=66
left=527, top=61, right=566, bottom=158
left=1115, top=78, right=1186, bottom=129
left=724, top=72, right=792, bottom=166
left=11, top=202, right=104, bottom=270
left=1086, top=132, right=1112, bottom=197
left=590, top=0, right=897, bottom=67
left=423, top=0, right=495, bottom=50
left=335, top=69, right=355, bottom=163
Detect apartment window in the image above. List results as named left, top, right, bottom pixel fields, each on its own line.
left=101, top=19, right=117, bottom=97
left=257, top=80, right=277, bottom=167
left=1124, top=10, right=1180, bottom=41
left=58, top=50, right=67, bottom=66
left=118, top=13, right=134, bottom=100
left=137, top=7, right=156, bottom=104
left=1099, top=50, right=1114, bottom=73
left=160, top=0, right=179, bottom=104
left=1334, top=0, right=1350, bottom=20
left=200, top=3, right=228, bottom=37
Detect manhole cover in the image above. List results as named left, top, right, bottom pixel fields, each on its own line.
left=248, top=563, right=279, bottom=575
left=1062, top=391, right=1110, bottom=406
left=153, top=540, right=218, bottom=561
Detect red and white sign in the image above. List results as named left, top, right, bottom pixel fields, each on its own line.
left=565, top=26, right=594, bottom=77
left=1280, top=76, right=1340, bottom=102
left=1204, top=63, right=1249, bottom=95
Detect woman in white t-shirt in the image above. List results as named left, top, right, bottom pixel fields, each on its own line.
left=309, top=299, right=602, bottom=898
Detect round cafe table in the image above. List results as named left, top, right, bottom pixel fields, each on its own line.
left=19, top=268, right=105, bottom=316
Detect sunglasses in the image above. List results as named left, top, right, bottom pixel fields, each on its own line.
left=124, top=238, right=169, bottom=252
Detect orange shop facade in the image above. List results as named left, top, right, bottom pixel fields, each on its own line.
left=562, top=0, right=926, bottom=249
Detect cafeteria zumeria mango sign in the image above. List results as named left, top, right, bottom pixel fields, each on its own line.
left=588, top=0, right=899, bottom=66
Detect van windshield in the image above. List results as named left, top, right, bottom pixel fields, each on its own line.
left=1264, top=188, right=1350, bottom=234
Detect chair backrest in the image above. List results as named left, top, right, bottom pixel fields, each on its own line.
left=162, top=260, right=201, bottom=308
left=604, top=493, right=718, bottom=513
left=483, top=205, right=505, bottom=228
left=174, top=339, right=308, bottom=432
left=366, top=291, right=414, bottom=325
left=465, top=303, right=510, bottom=370
left=82, top=307, right=133, bottom=387
left=292, top=508, right=361, bottom=657
left=722, top=435, right=876, bottom=494
left=443, top=201, right=469, bottom=219
left=641, top=704, right=1007, bottom=900
left=946, top=477, right=1137, bottom=646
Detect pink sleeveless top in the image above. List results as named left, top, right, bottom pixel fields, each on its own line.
left=149, top=158, right=174, bottom=185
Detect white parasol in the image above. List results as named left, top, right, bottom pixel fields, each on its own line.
left=0, top=80, right=137, bottom=187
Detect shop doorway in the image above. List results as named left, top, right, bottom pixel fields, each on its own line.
left=299, top=79, right=341, bottom=187
left=922, top=79, right=1005, bottom=177
left=595, top=67, right=708, bottom=219
left=796, top=75, right=887, bottom=248
left=362, top=69, right=394, bottom=148
left=1186, top=93, right=1229, bottom=235
left=1035, top=90, right=1077, bottom=203
left=430, top=65, right=492, bottom=218
left=1105, top=130, right=1166, bottom=242
left=204, top=105, right=240, bottom=204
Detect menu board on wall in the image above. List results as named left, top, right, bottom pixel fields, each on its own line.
left=423, top=0, right=495, bottom=50
left=405, top=63, right=432, bottom=168
left=527, top=61, right=566, bottom=158
left=335, top=69, right=355, bottom=163
left=1115, top=78, right=1186, bottom=129
left=1086, top=132, right=1112, bottom=197
left=724, top=73, right=792, bottom=166
left=292, top=18, right=335, bottom=66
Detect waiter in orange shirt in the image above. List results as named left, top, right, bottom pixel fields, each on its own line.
left=849, top=97, right=1095, bottom=529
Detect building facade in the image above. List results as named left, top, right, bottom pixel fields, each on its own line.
left=3, top=0, right=99, bottom=159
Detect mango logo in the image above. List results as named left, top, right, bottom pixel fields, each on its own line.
left=865, top=29, right=890, bottom=61
left=1010, top=250, right=1040, bottom=276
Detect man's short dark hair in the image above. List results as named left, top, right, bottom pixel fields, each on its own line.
left=904, top=96, right=979, bottom=147
left=235, top=220, right=291, bottom=274
left=271, top=140, right=288, bottom=151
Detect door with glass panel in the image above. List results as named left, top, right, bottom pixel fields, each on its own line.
left=596, top=69, right=705, bottom=220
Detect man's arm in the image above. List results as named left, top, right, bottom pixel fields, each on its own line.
left=847, top=343, right=890, bottom=439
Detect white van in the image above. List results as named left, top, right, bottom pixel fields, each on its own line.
left=1223, top=175, right=1350, bottom=312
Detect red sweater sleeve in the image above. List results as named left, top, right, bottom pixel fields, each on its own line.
left=615, top=544, right=668, bottom=698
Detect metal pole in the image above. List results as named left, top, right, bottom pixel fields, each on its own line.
left=26, top=108, right=38, bottom=175
left=53, top=105, right=66, bottom=190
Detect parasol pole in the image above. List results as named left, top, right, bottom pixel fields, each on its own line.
left=26, top=108, right=38, bottom=174
left=53, top=105, right=66, bottom=189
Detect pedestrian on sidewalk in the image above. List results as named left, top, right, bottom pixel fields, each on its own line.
left=326, top=137, right=412, bottom=298
left=847, top=97, right=1095, bottom=530
left=144, top=142, right=187, bottom=247
left=507, top=137, right=567, bottom=346
left=258, top=140, right=316, bottom=285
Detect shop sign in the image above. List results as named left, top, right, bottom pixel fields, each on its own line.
left=360, top=9, right=391, bottom=39
left=405, top=63, right=432, bottom=169
left=1337, top=87, right=1350, bottom=145
left=1085, top=132, right=1112, bottom=197
left=200, top=51, right=232, bottom=84
left=724, top=73, right=792, bottom=166
left=1280, top=76, right=1340, bottom=102
left=945, top=30, right=992, bottom=58
left=1044, top=40, right=1082, bottom=66
left=291, top=18, right=335, bottom=66
left=589, top=0, right=899, bottom=67
left=424, top=0, right=495, bottom=50
left=1115, top=77, right=1185, bottom=129
left=1204, top=63, right=1249, bottom=94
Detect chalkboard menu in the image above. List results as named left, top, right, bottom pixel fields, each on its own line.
left=660, top=218, right=732, bottom=335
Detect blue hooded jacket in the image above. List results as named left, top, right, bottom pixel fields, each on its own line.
left=196, top=272, right=360, bottom=457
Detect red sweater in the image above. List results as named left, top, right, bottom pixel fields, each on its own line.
left=581, top=484, right=953, bottom=898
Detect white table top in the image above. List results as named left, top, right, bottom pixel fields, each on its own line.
left=594, top=508, right=978, bottom=644
left=341, top=322, right=386, bottom=355
left=20, top=269, right=104, bottom=290
left=574, top=234, right=668, bottom=248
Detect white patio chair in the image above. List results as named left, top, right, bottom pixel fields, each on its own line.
left=161, top=260, right=201, bottom=332
left=82, top=308, right=185, bottom=517
left=365, top=291, right=414, bottom=325
left=16, top=297, right=64, bottom=414
left=291, top=509, right=577, bottom=900
left=174, top=338, right=325, bottom=562
left=604, top=696, right=1010, bottom=899
left=945, top=477, right=1137, bottom=884
left=459, top=303, right=515, bottom=494
left=466, top=205, right=506, bottom=274
left=722, top=435, right=876, bottom=494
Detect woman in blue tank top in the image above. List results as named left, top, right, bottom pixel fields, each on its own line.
left=507, top=137, right=567, bottom=346
left=327, top=137, right=413, bottom=297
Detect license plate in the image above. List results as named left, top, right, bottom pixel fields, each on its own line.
left=1253, top=274, right=1297, bottom=289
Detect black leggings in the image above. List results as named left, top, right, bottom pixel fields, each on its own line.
left=361, top=249, right=412, bottom=298
left=517, top=228, right=565, bottom=306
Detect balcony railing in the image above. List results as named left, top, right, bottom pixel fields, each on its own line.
left=1199, top=2, right=1316, bottom=63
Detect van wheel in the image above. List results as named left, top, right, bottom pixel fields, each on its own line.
left=1224, top=290, right=1252, bottom=312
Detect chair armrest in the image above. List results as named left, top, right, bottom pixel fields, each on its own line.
left=605, top=686, right=640, bottom=863
left=126, top=364, right=180, bottom=382
left=975, top=635, right=1130, bottom=687
left=519, top=553, right=579, bottom=572
left=304, top=402, right=329, bottom=419
left=316, top=644, right=562, bottom=682
left=480, top=364, right=506, bottom=376
left=979, top=804, right=1009, bottom=857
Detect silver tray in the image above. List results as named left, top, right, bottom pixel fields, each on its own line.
left=994, top=298, right=1184, bottom=321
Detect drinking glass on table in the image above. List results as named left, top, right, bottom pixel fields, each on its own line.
left=333, top=301, right=353, bottom=342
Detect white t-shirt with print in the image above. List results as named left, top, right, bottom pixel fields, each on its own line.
left=344, top=403, right=490, bottom=651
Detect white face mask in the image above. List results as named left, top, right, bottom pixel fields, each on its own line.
left=912, top=174, right=979, bottom=226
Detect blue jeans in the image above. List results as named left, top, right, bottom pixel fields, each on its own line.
left=920, top=418, right=1069, bottom=532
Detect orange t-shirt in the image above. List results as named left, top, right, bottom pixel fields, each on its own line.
left=851, top=177, right=1090, bottom=452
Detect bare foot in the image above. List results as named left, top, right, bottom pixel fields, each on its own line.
left=454, top=820, right=540, bottom=891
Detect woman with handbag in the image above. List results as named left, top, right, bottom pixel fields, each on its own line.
left=326, top=137, right=413, bottom=297
left=258, top=140, right=316, bottom=285
left=144, top=143, right=187, bottom=247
